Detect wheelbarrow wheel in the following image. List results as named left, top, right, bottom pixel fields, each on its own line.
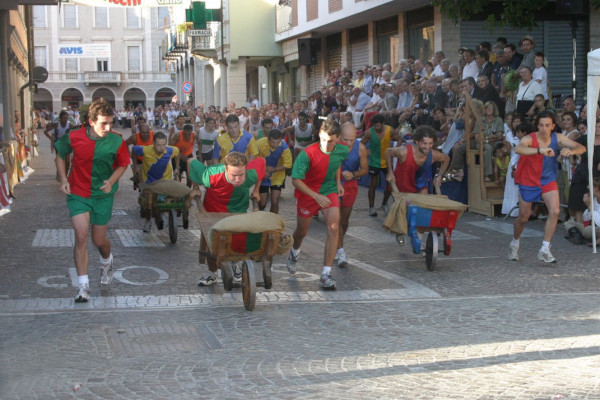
left=242, top=260, right=256, bottom=311
left=425, top=232, right=438, bottom=271
left=262, top=259, right=273, bottom=289
left=221, top=262, right=233, bottom=291
left=168, top=209, right=177, bottom=243
left=182, top=209, right=189, bottom=229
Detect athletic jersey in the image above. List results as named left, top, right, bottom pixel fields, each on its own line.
left=54, top=121, right=71, bottom=140
left=248, top=117, right=262, bottom=133
left=292, top=142, right=349, bottom=199
left=173, top=132, right=194, bottom=157
left=515, top=132, right=559, bottom=187
left=132, top=145, right=179, bottom=184
left=188, top=157, right=266, bottom=213
left=368, top=125, right=392, bottom=168
left=341, top=140, right=361, bottom=183
left=171, top=124, right=183, bottom=137
left=256, top=137, right=292, bottom=186
left=393, top=144, right=433, bottom=193
left=294, top=123, right=313, bottom=145
left=134, top=131, right=154, bottom=162
left=54, top=126, right=130, bottom=198
left=198, top=127, right=219, bottom=153
left=212, top=130, right=259, bottom=162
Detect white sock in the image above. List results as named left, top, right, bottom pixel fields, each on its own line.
left=100, top=253, right=113, bottom=265
left=291, top=247, right=300, bottom=257
left=541, top=241, right=550, bottom=251
left=78, top=275, right=89, bottom=286
left=511, top=238, right=520, bottom=247
left=322, top=266, right=332, bottom=275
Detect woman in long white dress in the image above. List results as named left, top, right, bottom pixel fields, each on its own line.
left=501, top=113, right=526, bottom=217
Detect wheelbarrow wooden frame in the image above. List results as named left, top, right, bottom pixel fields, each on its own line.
left=197, top=212, right=280, bottom=311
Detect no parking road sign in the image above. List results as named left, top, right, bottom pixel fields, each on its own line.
left=182, top=81, right=193, bottom=94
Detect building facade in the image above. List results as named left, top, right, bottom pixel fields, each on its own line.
left=32, top=3, right=176, bottom=111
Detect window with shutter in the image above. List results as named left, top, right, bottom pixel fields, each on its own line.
left=63, top=5, right=77, bottom=28
left=95, top=7, right=108, bottom=28
left=34, top=46, right=47, bottom=69
left=127, top=8, right=140, bottom=28
left=128, top=46, right=141, bottom=79
left=65, top=58, right=78, bottom=80
left=33, top=6, right=46, bottom=28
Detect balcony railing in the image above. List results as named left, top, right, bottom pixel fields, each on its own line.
left=189, top=21, right=221, bottom=58
left=276, top=0, right=293, bottom=33
left=39, top=72, right=175, bottom=85
left=85, top=71, right=122, bottom=85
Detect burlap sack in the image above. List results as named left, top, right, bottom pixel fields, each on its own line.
left=207, top=211, right=292, bottom=255
left=383, top=192, right=467, bottom=235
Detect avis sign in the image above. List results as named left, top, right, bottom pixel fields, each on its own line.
left=58, top=43, right=111, bottom=58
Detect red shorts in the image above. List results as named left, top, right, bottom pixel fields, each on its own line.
left=340, top=180, right=358, bottom=208
left=297, top=192, right=339, bottom=217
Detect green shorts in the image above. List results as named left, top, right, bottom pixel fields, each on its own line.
left=66, top=194, right=114, bottom=226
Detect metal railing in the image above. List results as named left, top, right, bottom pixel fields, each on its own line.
left=189, top=21, right=221, bottom=53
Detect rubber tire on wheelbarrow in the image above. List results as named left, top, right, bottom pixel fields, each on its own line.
left=182, top=209, right=189, bottom=229
left=425, top=232, right=439, bottom=272
left=155, top=213, right=164, bottom=230
left=168, top=209, right=177, bottom=243
left=242, top=260, right=256, bottom=311
left=221, top=262, right=233, bottom=291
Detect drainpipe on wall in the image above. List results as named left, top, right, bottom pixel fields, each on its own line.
left=19, top=5, right=34, bottom=146
left=0, top=11, right=12, bottom=143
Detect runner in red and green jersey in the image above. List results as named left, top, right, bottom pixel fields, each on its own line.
left=55, top=99, right=130, bottom=303
left=287, top=119, right=349, bottom=290
left=188, top=155, right=265, bottom=213
left=360, top=113, right=401, bottom=217
left=187, top=152, right=266, bottom=286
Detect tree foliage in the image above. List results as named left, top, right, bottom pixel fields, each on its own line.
left=432, top=0, right=600, bottom=31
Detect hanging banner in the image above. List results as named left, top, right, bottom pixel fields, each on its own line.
left=57, top=43, right=111, bottom=59
left=62, top=0, right=183, bottom=7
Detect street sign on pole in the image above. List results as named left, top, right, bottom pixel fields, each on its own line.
left=181, top=81, right=193, bottom=94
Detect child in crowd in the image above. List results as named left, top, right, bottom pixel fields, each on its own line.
left=565, top=177, right=600, bottom=246
left=527, top=94, right=546, bottom=120
left=494, top=144, right=510, bottom=186
left=577, top=119, right=588, bottom=136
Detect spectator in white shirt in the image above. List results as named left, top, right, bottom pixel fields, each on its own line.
left=461, top=49, right=479, bottom=80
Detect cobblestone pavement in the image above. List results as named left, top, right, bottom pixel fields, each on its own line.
left=1, top=131, right=599, bottom=399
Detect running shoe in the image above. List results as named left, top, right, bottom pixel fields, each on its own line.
left=74, top=283, right=90, bottom=303
left=369, top=207, right=378, bottom=217
left=100, top=257, right=114, bottom=285
left=508, top=241, right=519, bottom=261
left=232, top=261, right=242, bottom=283
left=336, top=248, right=347, bottom=268
left=320, top=273, right=336, bottom=290
left=197, top=271, right=217, bottom=286
left=537, top=247, right=556, bottom=263
left=286, top=249, right=298, bottom=274
left=142, top=220, right=152, bottom=232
